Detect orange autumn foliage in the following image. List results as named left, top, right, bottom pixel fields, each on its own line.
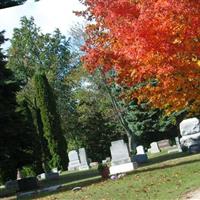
left=78, top=0, right=200, bottom=114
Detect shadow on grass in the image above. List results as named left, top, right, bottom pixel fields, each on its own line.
left=19, top=176, right=102, bottom=200
left=147, top=152, right=191, bottom=165
left=39, top=169, right=100, bottom=188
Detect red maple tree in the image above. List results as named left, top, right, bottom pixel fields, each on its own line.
left=78, top=0, right=200, bottom=113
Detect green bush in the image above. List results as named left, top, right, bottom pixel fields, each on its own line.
left=21, top=166, right=36, bottom=177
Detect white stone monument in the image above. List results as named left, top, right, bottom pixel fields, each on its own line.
left=175, top=137, right=182, bottom=152
left=136, top=145, right=145, bottom=155
left=79, top=148, right=90, bottom=170
left=179, top=118, right=200, bottom=152
left=68, top=150, right=81, bottom=171
left=150, top=142, right=160, bottom=153
left=109, top=140, right=137, bottom=175
left=134, top=145, right=148, bottom=163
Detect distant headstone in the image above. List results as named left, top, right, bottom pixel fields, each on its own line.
left=150, top=142, right=160, bottom=153
left=136, top=145, right=145, bottom=154
left=5, top=180, right=19, bottom=191
left=158, top=139, right=171, bottom=149
left=179, top=118, right=200, bottom=152
left=109, top=140, right=137, bottom=175
left=175, top=137, right=182, bottom=152
left=134, top=145, right=148, bottom=163
left=37, top=173, right=46, bottom=180
left=68, top=150, right=81, bottom=171
left=102, top=160, right=107, bottom=164
left=79, top=148, right=90, bottom=170
left=89, top=162, right=99, bottom=168
left=106, top=157, right=111, bottom=162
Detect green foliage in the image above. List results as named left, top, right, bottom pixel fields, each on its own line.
left=34, top=72, right=68, bottom=170
left=0, top=31, right=41, bottom=183
left=20, top=166, right=36, bottom=178
left=63, top=66, right=122, bottom=161
left=7, top=17, right=73, bottom=171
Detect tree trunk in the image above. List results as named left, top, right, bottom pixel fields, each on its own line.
left=99, top=70, right=137, bottom=153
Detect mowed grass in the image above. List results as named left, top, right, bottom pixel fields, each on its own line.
left=21, top=152, right=200, bottom=200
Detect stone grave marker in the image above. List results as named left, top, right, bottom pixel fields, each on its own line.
left=179, top=118, right=200, bottom=153
left=134, top=145, right=148, bottom=163
left=79, top=148, right=90, bottom=170
left=109, top=139, right=137, bottom=175
left=68, top=150, right=81, bottom=171
left=175, top=137, right=182, bottom=152
left=158, top=139, right=171, bottom=149
left=150, top=142, right=160, bottom=153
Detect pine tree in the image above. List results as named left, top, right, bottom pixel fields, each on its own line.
left=34, top=72, right=68, bottom=170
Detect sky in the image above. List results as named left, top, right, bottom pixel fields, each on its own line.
left=0, top=0, right=85, bottom=48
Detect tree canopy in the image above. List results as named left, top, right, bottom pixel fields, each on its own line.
left=78, top=0, right=200, bottom=114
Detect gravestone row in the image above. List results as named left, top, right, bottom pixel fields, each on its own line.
left=68, top=148, right=90, bottom=171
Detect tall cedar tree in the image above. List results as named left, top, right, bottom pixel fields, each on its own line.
left=34, top=72, right=68, bottom=170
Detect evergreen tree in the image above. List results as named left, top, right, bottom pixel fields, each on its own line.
left=0, top=31, right=40, bottom=183
left=34, top=72, right=68, bottom=170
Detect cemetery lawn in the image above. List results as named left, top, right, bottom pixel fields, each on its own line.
left=21, top=152, right=200, bottom=200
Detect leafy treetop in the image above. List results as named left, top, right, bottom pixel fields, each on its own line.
left=78, top=0, right=200, bottom=114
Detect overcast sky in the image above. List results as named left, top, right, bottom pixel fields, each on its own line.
left=0, top=0, right=85, bottom=48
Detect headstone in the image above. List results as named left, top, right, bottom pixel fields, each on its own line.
left=180, top=118, right=200, bottom=136
left=109, top=140, right=137, bottom=175
left=179, top=118, right=200, bottom=152
left=102, top=160, right=107, bottom=164
left=5, top=180, right=19, bottom=191
left=158, top=139, right=171, bottom=149
left=175, top=137, right=182, bottom=152
left=133, top=145, right=148, bottom=163
left=89, top=162, right=99, bottom=168
left=79, top=148, right=90, bottom=170
left=37, top=173, right=46, bottom=180
left=106, top=157, right=111, bottom=162
left=51, top=168, right=58, bottom=173
left=150, top=142, right=160, bottom=153
left=68, top=150, right=81, bottom=171
left=136, top=145, right=145, bottom=154
left=17, top=169, right=22, bottom=180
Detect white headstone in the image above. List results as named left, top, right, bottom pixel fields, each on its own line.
left=110, top=140, right=131, bottom=166
left=68, top=150, right=80, bottom=171
left=150, top=142, right=160, bottom=153
left=109, top=140, right=137, bottom=175
left=179, top=118, right=200, bottom=151
left=79, top=148, right=90, bottom=170
left=180, top=118, right=200, bottom=136
left=136, top=145, right=145, bottom=155
left=175, top=137, right=182, bottom=152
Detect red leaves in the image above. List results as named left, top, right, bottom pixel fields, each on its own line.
left=79, top=0, right=200, bottom=113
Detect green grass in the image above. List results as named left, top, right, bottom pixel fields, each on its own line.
left=3, top=152, right=200, bottom=200
left=26, top=152, right=200, bottom=200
